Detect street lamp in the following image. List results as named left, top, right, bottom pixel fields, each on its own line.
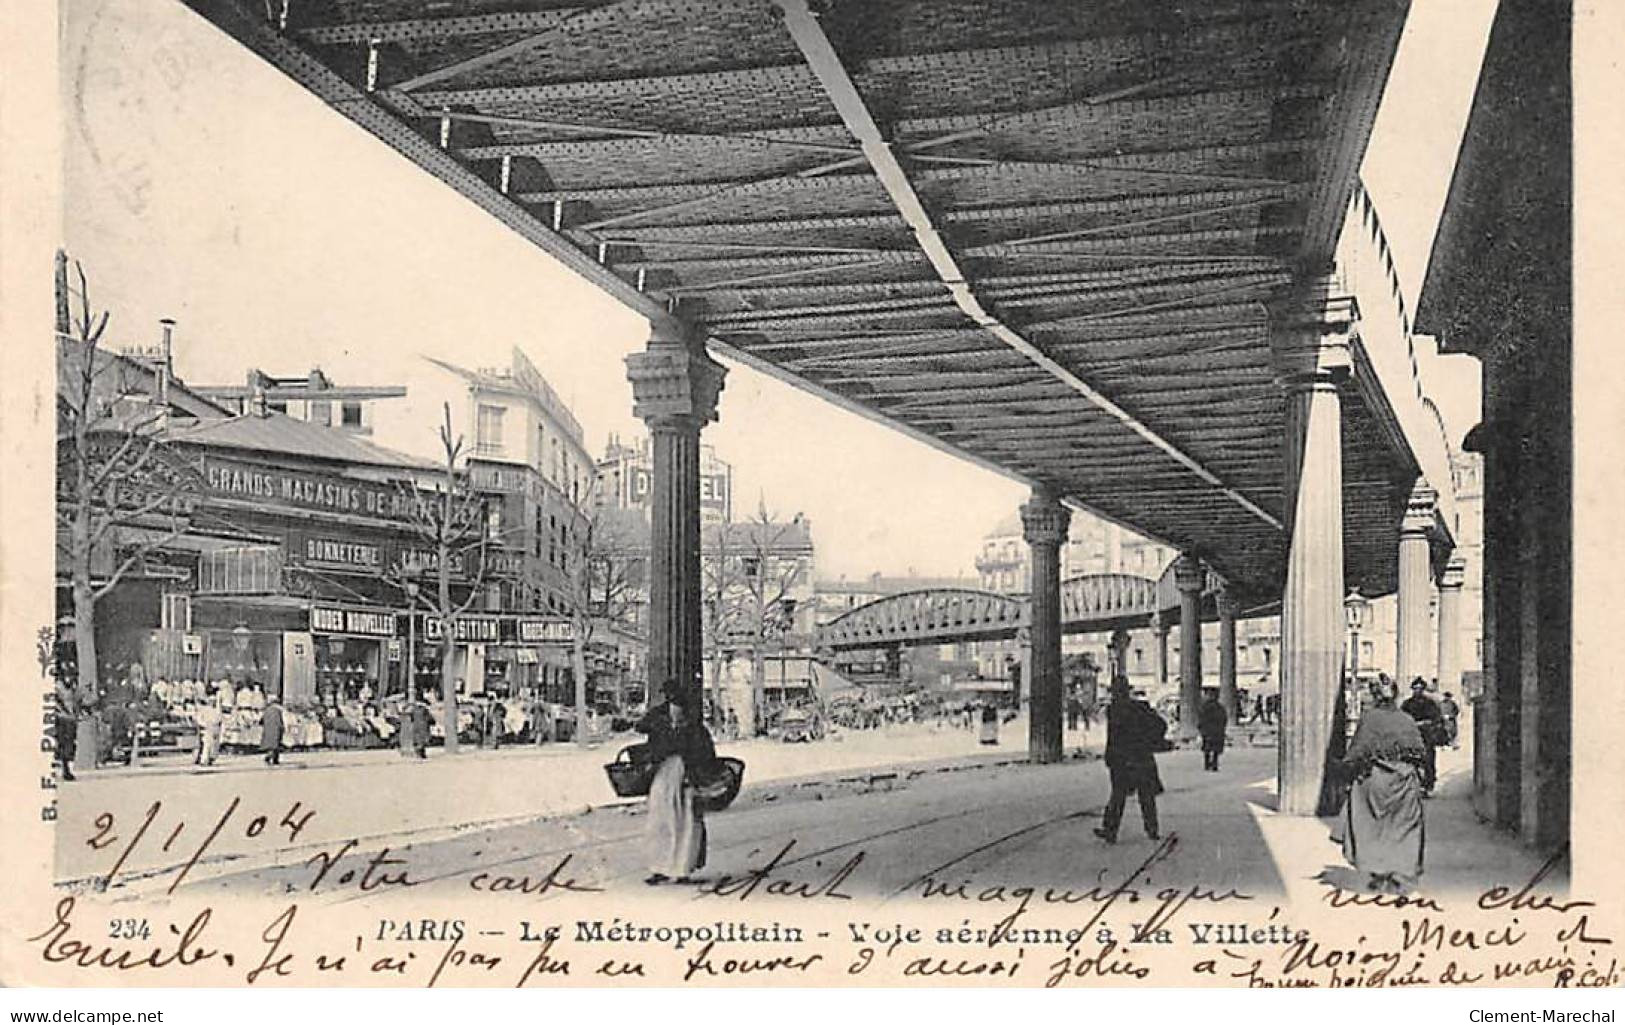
left=404, top=581, right=419, bottom=700
left=1344, top=590, right=1370, bottom=683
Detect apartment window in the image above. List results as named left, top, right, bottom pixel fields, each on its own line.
left=309, top=400, right=332, bottom=426
left=477, top=405, right=505, bottom=454
left=341, top=401, right=363, bottom=427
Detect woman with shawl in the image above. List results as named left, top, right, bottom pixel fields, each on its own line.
left=1336, top=677, right=1428, bottom=892
left=637, top=685, right=717, bottom=885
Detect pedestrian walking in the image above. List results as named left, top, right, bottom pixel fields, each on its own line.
left=261, top=694, right=284, bottom=766
left=979, top=702, right=1000, bottom=745
left=1400, top=678, right=1443, bottom=794
left=1198, top=692, right=1228, bottom=772
left=1333, top=677, right=1427, bottom=893
left=195, top=691, right=222, bottom=766
left=411, top=694, right=432, bottom=758
left=53, top=680, right=78, bottom=782
left=1439, top=692, right=1461, bottom=749
left=1066, top=693, right=1081, bottom=731
left=637, top=684, right=717, bottom=885
left=1094, top=676, right=1166, bottom=844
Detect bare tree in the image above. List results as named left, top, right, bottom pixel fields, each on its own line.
left=54, top=254, right=199, bottom=766
left=728, top=501, right=808, bottom=736
left=557, top=493, right=644, bottom=746
left=701, top=508, right=746, bottom=728
left=386, top=402, right=490, bottom=755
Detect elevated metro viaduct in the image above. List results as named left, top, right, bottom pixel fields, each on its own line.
left=814, top=561, right=1243, bottom=711
left=185, top=0, right=1466, bottom=816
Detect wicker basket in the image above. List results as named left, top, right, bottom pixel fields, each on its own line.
left=694, top=757, right=746, bottom=813
left=604, top=743, right=656, bottom=798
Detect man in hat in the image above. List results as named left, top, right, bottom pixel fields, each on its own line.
left=261, top=693, right=285, bottom=766
left=1400, top=678, right=1443, bottom=794
left=1094, top=676, right=1166, bottom=843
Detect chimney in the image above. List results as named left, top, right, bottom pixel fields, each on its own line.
left=157, top=318, right=176, bottom=407
left=250, top=384, right=269, bottom=418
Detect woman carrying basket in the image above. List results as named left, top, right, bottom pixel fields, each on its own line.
left=637, top=684, right=718, bottom=885
left=1333, top=677, right=1428, bottom=893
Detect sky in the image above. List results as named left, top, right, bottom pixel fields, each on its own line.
left=62, top=0, right=1495, bottom=581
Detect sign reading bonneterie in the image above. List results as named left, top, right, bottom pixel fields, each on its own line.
left=202, top=455, right=420, bottom=522
left=296, top=535, right=385, bottom=571
left=309, top=605, right=399, bottom=637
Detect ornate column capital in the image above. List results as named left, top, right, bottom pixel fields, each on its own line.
left=1150, top=610, right=1170, bottom=637
left=1110, top=627, right=1132, bottom=652
left=1174, top=553, right=1206, bottom=595
left=1019, top=488, right=1070, bottom=547
left=1216, top=586, right=1240, bottom=619
left=625, top=318, right=726, bottom=429
left=1437, top=553, right=1467, bottom=590
left=1269, top=276, right=1358, bottom=387
left=1402, top=480, right=1439, bottom=538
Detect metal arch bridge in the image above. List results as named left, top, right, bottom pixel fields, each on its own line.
left=817, top=562, right=1225, bottom=651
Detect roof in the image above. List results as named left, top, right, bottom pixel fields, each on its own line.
left=57, top=336, right=231, bottom=421
left=426, top=350, right=585, bottom=444
left=187, top=0, right=1422, bottom=606
left=165, top=411, right=435, bottom=470
left=704, top=518, right=814, bottom=553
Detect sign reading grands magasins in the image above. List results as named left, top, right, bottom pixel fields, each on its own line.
left=201, top=455, right=419, bottom=521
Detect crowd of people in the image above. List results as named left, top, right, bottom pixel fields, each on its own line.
left=50, top=661, right=633, bottom=777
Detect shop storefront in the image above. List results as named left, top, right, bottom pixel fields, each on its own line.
left=307, top=604, right=400, bottom=707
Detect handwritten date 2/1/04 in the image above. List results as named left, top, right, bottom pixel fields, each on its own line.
left=87, top=798, right=316, bottom=892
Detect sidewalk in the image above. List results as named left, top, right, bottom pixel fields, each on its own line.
left=54, top=715, right=1084, bottom=887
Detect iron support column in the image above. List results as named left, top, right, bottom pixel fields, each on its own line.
left=1396, top=482, right=1438, bottom=687
left=1175, top=554, right=1205, bottom=739
left=626, top=318, right=725, bottom=706
left=1021, top=488, right=1069, bottom=764
left=1436, top=555, right=1466, bottom=698
left=1272, top=284, right=1356, bottom=816
left=1152, top=612, right=1169, bottom=691
left=1217, top=587, right=1239, bottom=721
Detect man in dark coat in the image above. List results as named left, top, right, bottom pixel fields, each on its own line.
left=410, top=694, right=432, bottom=758
left=54, top=680, right=78, bottom=781
left=1198, top=693, right=1228, bottom=772
left=1400, top=678, right=1443, bottom=793
left=261, top=695, right=285, bottom=766
left=1094, top=677, right=1165, bottom=843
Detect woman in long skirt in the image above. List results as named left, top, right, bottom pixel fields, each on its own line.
left=638, top=687, right=716, bottom=884
left=1336, top=678, right=1428, bottom=893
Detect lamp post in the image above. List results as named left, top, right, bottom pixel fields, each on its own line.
left=404, top=581, right=419, bottom=700
left=1343, top=590, right=1371, bottom=733
left=1344, top=591, right=1370, bottom=685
